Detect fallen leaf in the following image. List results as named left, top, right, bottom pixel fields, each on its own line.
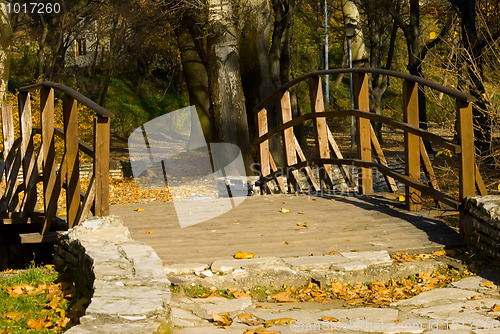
left=432, top=250, right=446, bottom=257
left=297, top=222, right=308, bottom=227
left=58, top=210, right=67, bottom=216
left=233, top=291, right=250, bottom=299
left=255, top=305, right=270, bottom=309
left=237, top=313, right=253, bottom=320
left=134, top=207, right=144, bottom=212
left=270, top=291, right=296, bottom=302
left=142, top=230, right=153, bottom=234
left=44, top=264, right=55, bottom=270
left=264, top=318, right=295, bottom=327
left=320, top=316, right=339, bottom=322
left=327, top=250, right=338, bottom=255
left=234, top=251, right=256, bottom=259
left=480, top=281, right=496, bottom=288
left=280, top=208, right=290, bottom=213
left=212, top=312, right=233, bottom=328
left=26, top=318, right=50, bottom=330
left=246, top=327, right=280, bottom=334
left=4, top=312, right=21, bottom=320
left=398, top=195, right=405, bottom=202
left=284, top=241, right=289, bottom=245
left=468, top=295, right=482, bottom=301
left=2, top=269, right=13, bottom=274
left=298, top=211, right=304, bottom=214
left=491, top=304, right=500, bottom=312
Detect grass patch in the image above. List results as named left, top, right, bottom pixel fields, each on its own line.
left=0, top=262, right=80, bottom=333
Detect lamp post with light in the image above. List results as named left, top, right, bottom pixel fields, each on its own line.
left=344, top=23, right=356, bottom=150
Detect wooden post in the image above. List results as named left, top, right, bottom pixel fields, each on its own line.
left=457, top=99, right=475, bottom=201
left=0, top=103, right=16, bottom=213
left=94, top=115, right=110, bottom=216
left=63, top=95, right=81, bottom=228
left=309, top=76, right=333, bottom=189
left=18, top=92, right=38, bottom=214
left=353, top=72, right=373, bottom=195
left=403, top=80, right=422, bottom=211
left=258, top=108, right=271, bottom=193
left=281, top=91, right=300, bottom=193
left=41, top=87, right=56, bottom=234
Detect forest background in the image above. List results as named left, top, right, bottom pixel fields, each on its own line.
left=0, top=0, right=499, bottom=169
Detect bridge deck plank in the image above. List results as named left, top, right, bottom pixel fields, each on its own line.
left=110, top=194, right=460, bottom=265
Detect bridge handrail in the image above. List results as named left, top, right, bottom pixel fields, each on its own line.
left=20, top=81, right=113, bottom=118
left=254, top=68, right=476, bottom=112
left=254, top=68, right=486, bottom=216
left=254, top=109, right=461, bottom=154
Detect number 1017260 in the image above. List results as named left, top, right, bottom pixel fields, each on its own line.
left=6, top=2, right=61, bottom=14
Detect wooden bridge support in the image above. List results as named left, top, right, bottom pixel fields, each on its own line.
left=403, top=80, right=422, bottom=211
left=353, top=73, right=373, bottom=195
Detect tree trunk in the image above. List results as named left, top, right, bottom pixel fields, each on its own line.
left=208, top=0, right=253, bottom=171
left=0, top=0, right=11, bottom=101
left=236, top=0, right=274, bottom=142
left=450, top=0, right=491, bottom=160
left=175, top=13, right=212, bottom=144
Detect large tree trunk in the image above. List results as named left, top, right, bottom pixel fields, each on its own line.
left=0, top=0, right=11, bottom=101
left=208, top=0, right=252, bottom=171
left=450, top=0, right=491, bottom=160
left=236, top=0, right=274, bottom=142
left=175, top=13, right=212, bottom=144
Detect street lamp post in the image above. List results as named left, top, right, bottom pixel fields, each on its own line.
left=344, top=23, right=356, bottom=151
left=324, top=0, right=329, bottom=110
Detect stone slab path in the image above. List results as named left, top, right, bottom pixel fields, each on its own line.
left=110, top=193, right=461, bottom=265
left=167, top=259, right=500, bottom=334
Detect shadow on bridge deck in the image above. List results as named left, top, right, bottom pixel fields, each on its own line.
left=110, top=194, right=460, bottom=265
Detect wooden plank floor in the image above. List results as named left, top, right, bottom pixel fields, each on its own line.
left=110, top=194, right=460, bottom=265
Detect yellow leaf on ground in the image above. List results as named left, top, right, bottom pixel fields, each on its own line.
left=398, top=195, right=405, bottom=202
left=58, top=210, right=67, bottom=216
left=491, top=304, right=500, bottom=312
left=237, top=313, right=253, bottom=320
left=44, top=264, right=55, bottom=269
left=432, top=250, right=446, bottom=257
left=212, top=312, right=233, bottom=328
left=327, top=250, right=338, bottom=255
left=468, top=295, right=482, bottom=301
left=2, top=269, right=13, bottom=274
left=26, top=318, right=50, bottom=330
left=233, top=291, right=251, bottom=299
left=320, top=316, right=339, bottom=322
left=280, top=208, right=290, bottom=213
left=134, top=207, right=144, bottom=212
left=297, top=222, right=308, bottom=227
left=142, top=230, right=153, bottom=234
left=270, top=291, right=296, bottom=302
left=234, top=251, right=256, bottom=259
left=264, top=318, right=295, bottom=327
left=255, top=305, right=270, bottom=309
left=480, top=281, right=496, bottom=288
left=244, top=327, right=280, bottom=334
left=4, top=312, right=21, bottom=320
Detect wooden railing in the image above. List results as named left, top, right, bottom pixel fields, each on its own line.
left=0, top=82, right=112, bottom=242
left=255, top=68, right=487, bottom=213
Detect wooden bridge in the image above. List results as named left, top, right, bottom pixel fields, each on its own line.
left=255, top=68, right=487, bottom=226
left=0, top=68, right=489, bottom=265
left=0, top=82, right=111, bottom=245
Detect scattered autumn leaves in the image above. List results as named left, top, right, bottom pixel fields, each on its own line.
left=0, top=267, right=84, bottom=333
left=179, top=264, right=482, bottom=331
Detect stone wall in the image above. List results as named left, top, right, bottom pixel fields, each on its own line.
left=53, top=216, right=172, bottom=333
left=463, top=196, right=500, bottom=263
